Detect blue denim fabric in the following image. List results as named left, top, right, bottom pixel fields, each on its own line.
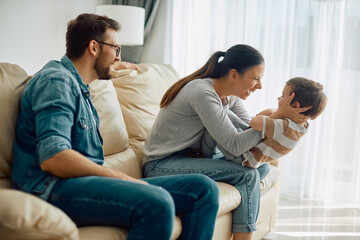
left=11, top=55, right=219, bottom=239
left=11, top=55, right=104, bottom=200
left=144, top=152, right=270, bottom=233
left=48, top=174, right=219, bottom=240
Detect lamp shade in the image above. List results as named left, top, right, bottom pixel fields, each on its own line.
left=96, top=5, right=145, bottom=46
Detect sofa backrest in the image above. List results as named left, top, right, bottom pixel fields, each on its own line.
left=89, top=80, right=129, bottom=156
left=89, top=63, right=180, bottom=155
left=0, top=63, right=28, bottom=181
left=0, top=62, right=180, bottom=182
left=111, top=63, right=180, bottom=141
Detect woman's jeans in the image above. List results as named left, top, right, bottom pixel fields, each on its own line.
left=48, top=174, right=219, bottom=240
left=144, top=153, right=270, bottom=233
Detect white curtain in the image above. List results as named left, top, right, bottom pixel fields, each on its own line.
left=169, top=0, right=360, bottom=206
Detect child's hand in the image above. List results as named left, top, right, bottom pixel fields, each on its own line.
left=270, top=93, right=311, bottom=123
left=256, top=108, right=276, bottom=116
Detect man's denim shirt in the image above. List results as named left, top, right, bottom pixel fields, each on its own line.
left=11, top=55, right=104, bottom=201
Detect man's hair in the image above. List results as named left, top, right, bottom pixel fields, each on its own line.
left=66, top=13, right=120, bottom=59
left=287, top=77, right=327, bottom=120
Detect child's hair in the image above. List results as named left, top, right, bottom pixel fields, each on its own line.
left=287, top=77, right=327, bottom=120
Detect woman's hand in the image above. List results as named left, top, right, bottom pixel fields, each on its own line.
left=270, top=92, right=311, bottom=124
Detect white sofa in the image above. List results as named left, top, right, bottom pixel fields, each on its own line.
left=0, top=62, right=282, bottom=240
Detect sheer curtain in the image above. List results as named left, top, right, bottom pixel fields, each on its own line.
left=169, top=0, right=360, bottom=206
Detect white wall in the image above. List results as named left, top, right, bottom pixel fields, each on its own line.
left=0, top=0, right=111, bottom=75
left=140, top=0, right=172, bottom=65
left=0, top=0, right=171, bottom=75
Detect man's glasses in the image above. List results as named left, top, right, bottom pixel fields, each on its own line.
left=96, top=40, right=121, bottom=57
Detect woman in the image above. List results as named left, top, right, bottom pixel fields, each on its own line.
left=143, top=44, right=307, bottom=240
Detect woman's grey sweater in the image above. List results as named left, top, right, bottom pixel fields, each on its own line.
left=142, top=78, right=262, bottom=164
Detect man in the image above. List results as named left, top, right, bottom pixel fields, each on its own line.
left=11, top=13, right=219, bottom=240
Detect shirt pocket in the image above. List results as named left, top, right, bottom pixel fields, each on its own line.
left=79, top=118, right=92, bottom=130
left=73, top=118, right=93, bottom=151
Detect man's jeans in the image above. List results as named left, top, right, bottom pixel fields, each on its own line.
left=48, top=174, right=219, bottom=240
left=144, top=153, right=270, bottom=233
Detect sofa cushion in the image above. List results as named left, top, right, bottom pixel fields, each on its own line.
left=0, top=63, right=28, bottom=178
left=78, top=226, right=127, bottom=240
left=77, top=216, right=182, bottom=240
left=216, top=182, right=241, bottom=216
left=89, top=80, right=129, bottom=155
left=104, top=146, right=142, bottom=179
left=111, top=64, right=180, bottom=140
left=0, top=189, right=80, bottom=240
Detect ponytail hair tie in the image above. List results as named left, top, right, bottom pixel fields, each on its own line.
left=218, top=51, right=225, bottom=63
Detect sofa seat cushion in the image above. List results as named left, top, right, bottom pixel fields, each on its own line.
left=78, top=215, right=182, bottom=240
left=0, top=63, right=28, bottom=178
left=89, top=80, right=129, bottom=155
left=217, top=182, right=241, bottom=216
left=111, top=64, right=179, bottom=141
left=0, top=189, right=80, bottom=240
left=78, top=226, right=127, bottom=240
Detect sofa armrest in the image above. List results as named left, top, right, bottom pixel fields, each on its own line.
left=0, top=189, right=80, bottom=240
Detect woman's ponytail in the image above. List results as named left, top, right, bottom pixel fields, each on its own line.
left=160, top=51, right=225, bottom=108
left=160, top=44, right=264, bottom=108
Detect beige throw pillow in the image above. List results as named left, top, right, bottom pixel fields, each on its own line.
left=111, top=64, right=179, bottom=141
left=89, top=80, right=129, bottom=156
left=0, top=63, right=28, bottom=178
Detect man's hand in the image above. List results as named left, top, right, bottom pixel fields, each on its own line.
left=112, top=61, right=138, bottom=70
left=41, top=149, right=149, bottom=185
left=113, top=170, right=149, bottom=185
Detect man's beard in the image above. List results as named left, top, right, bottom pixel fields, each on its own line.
left=94, top=52, right=112, bottom=80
